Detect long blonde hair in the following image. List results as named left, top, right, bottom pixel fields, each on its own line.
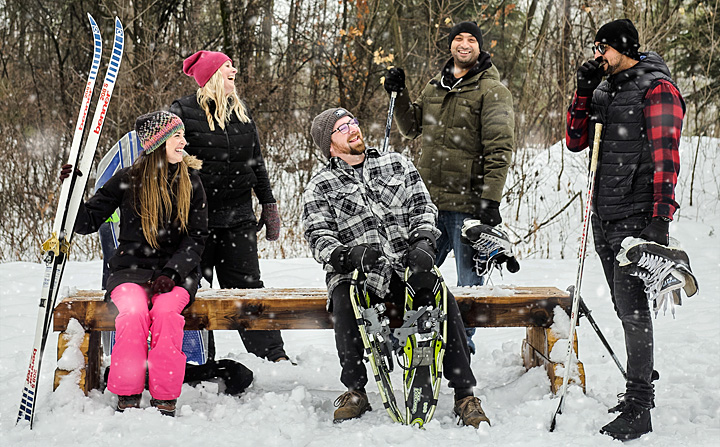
left=196, top=69, right=250, bottom=131
left=130, top=147, right=202, bottom=249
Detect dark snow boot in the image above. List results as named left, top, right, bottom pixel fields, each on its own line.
left=600, top=402, right=652, bottom=440
left=150, top=398, right=177, bottom=417
left=116, top=394, right=142, bottom=412
left=333, top=390, right=371, bottom=423
left=609, top=371, right=659, bottom=413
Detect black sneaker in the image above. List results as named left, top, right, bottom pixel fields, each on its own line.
left=600, top=403, right=652, bottom=440
left=333, top=390, right=371, bottom=423
left=150, top=398, right=177, bottom=417
left=116, top=394, right=142, bottom=412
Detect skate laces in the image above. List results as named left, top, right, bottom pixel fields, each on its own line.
left=635, top=252, right=677, bottom=299
left=334, top=390, right=365, bottom=408
left=617, top=236, right=699, bottom=318
left=461, top=219, right=514, bottom=278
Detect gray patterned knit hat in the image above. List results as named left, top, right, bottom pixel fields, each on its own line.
left=135, top=111, right=185, bottom=155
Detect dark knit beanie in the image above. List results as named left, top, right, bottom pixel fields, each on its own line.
left=135, top=111, right=185, bottom=155
left=448, top=21, right=483, bottom=51
left=595, top=19, right=640, bottom=58
left=311, top=108, right=354, bottom=158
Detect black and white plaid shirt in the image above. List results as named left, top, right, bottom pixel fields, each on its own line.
left=302, top=148, right=439, bottom=300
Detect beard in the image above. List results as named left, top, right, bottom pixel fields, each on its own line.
left=348, top=135, right=366, bottom=155
left=601, top=58, right=622, bottom=76
left=349, top=143, right=365, bottom=155
left=454, top=56, right=478, bottom=70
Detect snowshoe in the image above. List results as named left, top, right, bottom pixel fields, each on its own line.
left=349, top=271, right=404, bottom=423
left=617, top=237, right=699, bottom=317
left=460, top=219, right=520, bottom=277
left=396, top=267, right=447, bottom=427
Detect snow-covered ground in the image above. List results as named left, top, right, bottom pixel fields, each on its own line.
left=1, top=138, right=719, bottom=445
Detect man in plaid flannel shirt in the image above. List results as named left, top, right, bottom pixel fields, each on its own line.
left=302, top=107, right=489, bottom=427
left=566, top=19, right=685, bottom=441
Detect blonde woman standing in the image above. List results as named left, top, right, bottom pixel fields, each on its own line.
left=64, top=111, right=208, bottom=416
left=170, top=51, right=289, bottom=362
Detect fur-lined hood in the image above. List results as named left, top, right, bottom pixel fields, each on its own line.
left=183, top=154, right=203, bottom=170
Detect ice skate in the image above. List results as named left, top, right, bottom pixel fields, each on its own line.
left=460, top=219, right=520, bottom=277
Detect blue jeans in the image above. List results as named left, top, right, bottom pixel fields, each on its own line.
left=435, top=210, right=484, bottom=354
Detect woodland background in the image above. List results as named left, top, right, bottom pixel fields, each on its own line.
left=1, top=0, right=718, bottom=262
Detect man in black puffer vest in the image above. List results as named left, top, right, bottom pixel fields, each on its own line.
left=566, top=19, right=685, bottom=441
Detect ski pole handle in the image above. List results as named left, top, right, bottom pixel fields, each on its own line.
left=589, top=123, right=601, bottom=174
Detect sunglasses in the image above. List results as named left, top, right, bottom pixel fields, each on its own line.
left=331, top=118, right=360, bottom=135
left=592, top=43, right=610, bottom=55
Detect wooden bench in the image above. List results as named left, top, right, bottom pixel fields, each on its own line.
left=53, top=286, right=584, bottom=394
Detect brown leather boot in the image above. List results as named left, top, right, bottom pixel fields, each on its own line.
left=333, top=390, right=371, bottom=423
left=150, top=398, right=177, bottom=417
left=454, top=396, right=491, bottom=428
left=116, top=394, right=141, bottom=412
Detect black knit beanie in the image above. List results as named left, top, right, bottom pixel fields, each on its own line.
left=448, top=21, right=483, bottom=51
left=595, top=19, right=640, bottom=59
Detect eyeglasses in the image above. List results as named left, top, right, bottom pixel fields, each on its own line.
left=331, top=118, right=360, bottom=135
left=592, top=43, right=609, bottom=55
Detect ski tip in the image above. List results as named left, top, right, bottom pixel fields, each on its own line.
left=115, top=17, right=123, bottom=28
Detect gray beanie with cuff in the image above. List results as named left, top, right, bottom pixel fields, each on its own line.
left=311, top=108, right=354, bottom=158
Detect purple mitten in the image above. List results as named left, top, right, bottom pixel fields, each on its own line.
left=257, top=203, right=281, bottom=241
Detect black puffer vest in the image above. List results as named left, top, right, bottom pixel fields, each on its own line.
left=170, top=95, right=275, bottom=228
left=589, top=52, right=681, bottom=221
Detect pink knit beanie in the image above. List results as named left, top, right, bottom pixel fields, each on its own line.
left=182, top=51, right=232, bottom=87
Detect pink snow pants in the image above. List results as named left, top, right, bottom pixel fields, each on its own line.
left=107, top=282, right=189, bottom=400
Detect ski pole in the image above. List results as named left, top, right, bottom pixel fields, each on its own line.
left=381, top=91, right=397, bottom=153
left=550, top=122, right=602, bottom=432
left=571, top=287, right=627, bottom=380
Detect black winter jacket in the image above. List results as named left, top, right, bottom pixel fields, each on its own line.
left=74, top=163, right=208, bottom=301
left=170, top=95, right=275, bottom=228
left=589, top=52, right=680, bottom=221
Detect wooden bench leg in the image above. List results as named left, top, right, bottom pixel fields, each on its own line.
left=522, top=327, right=586, bottom=394
left=54, top=331, right=102, bottom=394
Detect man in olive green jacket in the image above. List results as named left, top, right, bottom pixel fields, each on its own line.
left=384, top=21, right=515, bottom=353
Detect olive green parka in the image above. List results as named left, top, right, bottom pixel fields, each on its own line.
left=394, top=55, right=514, bottom=215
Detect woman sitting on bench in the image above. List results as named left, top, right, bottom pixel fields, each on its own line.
left=60, top=111, right=208, bottom=416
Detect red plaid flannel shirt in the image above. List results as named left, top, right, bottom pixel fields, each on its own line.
left=566, top=80, right=684, bottom=220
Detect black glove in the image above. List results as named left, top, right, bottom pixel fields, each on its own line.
left=384, top=67, right=406, bottom=94
left=59, top=164, right=82, bottom=182
left=406, top=239, right=436, bottom=274
left=330, top=244, right=381, bottom=274
left=497, top=253, right=521, bottom=273
left=576, top=58, right=603, bottom=97
left=478, top=199, right=502, bottom=227
left=640, top=217, right=670, bottom=246
left=152, top=270, right=177, bottom=294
